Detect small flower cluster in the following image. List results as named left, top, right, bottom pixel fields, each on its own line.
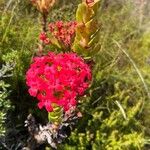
left=39, top=21, right=77, bottom=47
left=26, top=52, right=91, bottom=112
left=39, top=32, right=51, bottom=45
left=49, top=21, right=77, bottom=47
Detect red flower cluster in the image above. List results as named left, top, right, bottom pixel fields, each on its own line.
left=39, top=21, right=77, bottom=47
left=26, top=52, right=91, bottom=112
left=49, top=21, right=77, bottom=47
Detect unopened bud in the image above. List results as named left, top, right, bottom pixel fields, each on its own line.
left=83, top=0, right=99, bottom=7
left=86, top=0, right=94, bottom=4
left=30, top=0, right=56, bottom=14
left=83, top=0, right=94, bottom=5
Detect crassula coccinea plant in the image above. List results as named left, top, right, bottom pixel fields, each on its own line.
left=24, top=0, right=99, bottom=149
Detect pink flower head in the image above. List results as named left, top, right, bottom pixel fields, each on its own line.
left=26, top=52, right=92, bottom=112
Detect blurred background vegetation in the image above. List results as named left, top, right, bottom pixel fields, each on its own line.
left=0, top=0, right=150, bottom=149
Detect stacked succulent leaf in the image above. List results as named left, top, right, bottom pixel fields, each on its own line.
left=72, top=0, right=100, bottom=57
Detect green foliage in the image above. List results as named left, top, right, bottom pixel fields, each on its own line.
left=0, top=80, right=10, bottom=135
left=59, top=74, right=145, bottom=149
left=0, top=63, right=13, bottom=136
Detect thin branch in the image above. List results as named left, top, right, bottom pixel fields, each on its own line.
left=115, top=100, right=127, bottom=120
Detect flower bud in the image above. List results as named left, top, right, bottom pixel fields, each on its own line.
left=30, top=0, right=56, bottom=14
left=82, top=0, right=94, bottom=5
left=86, top=0, right=94, bottom=4
left=83, top=0, right=99, bottom=7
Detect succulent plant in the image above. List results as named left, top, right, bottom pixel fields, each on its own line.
left=72, top=0, right=101, bottom=57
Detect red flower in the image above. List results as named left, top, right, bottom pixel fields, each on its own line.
left=39, top=32, right=47, bottom=41
left=26, top=52, right=91, bottom=112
